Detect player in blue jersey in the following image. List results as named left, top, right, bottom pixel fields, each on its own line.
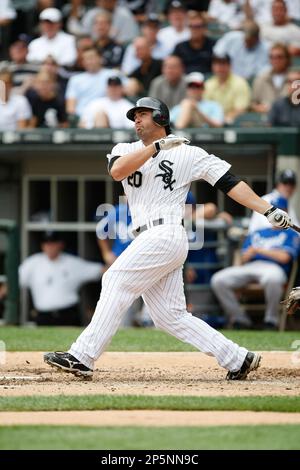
left=248, top=169, right=299, bottom=233
left=211, top=218, right=300, bottom=329
left=97, top=198, right=133, bottom=267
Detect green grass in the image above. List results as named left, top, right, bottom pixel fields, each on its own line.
left=1, top=425, right=300, bottom=449
left=1, top=395, right=300, bottom=413
left=1, top=326, right=300, bottom=351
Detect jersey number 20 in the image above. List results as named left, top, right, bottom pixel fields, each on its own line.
left=127, top=171, right=143, bottom=188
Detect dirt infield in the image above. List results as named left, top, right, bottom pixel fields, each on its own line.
left=1, top=351, right=300, bottom=428
left=2, top=410, right=300, bottom=427
left=1, top=351, right=300, bottom=398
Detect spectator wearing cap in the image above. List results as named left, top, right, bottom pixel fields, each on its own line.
left=81, top=0, right=139, bottom=45
left=204, top=54, right=251, bottom=124
left=0, top=69, right=32, bottom=130
left=121, top=15, right=168, bottom=76
left=27, top=8, right=77, bottom=67
left=268, top=67, right=300, bottom=127
left=157, top=1, right=191, bottom=56
left=248, top=169, right=300, bottom=233
left=173, top=10, right=216, bottom=75
left=126, top=37, right=162, bottom=97
left=260, top=0, right=300, bottom=56
left=19, top=231, right=104, bottom=326
left=7, top=35, right=40, bottom=93
left=207, top=0, right=245, bottom=30
left=252, top=43, right=290, bottom=114
left=149, top=55, right=186, bottom=110
left=170, top=72, right=224, bottom=128
left=79, top=76, right=134, bottom=129
left=65, top=47, right=115, bottom=118
left=213, top=20, right=269, bottom=81
left=92, top=11, right=124, bottom=69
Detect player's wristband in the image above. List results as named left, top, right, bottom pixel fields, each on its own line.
left=154, top=141, right=161, bottom=152
left=263, top=206, right=276, bottom=217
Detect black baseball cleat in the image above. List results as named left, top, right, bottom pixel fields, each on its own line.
left=226, top=352, right=261, bottom=380
left=44, top=351, right=93, bottom=377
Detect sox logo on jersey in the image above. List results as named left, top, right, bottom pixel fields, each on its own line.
left=155, top=160, right=176, bottom=191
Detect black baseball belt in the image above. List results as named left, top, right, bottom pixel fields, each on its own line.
left=132, top=218, right=184, bottom=237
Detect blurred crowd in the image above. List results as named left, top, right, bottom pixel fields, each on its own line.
left=0, top=0, right=300, bottom=131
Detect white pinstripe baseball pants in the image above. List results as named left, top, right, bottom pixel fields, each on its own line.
left=69, top=224, right=248, bottom=371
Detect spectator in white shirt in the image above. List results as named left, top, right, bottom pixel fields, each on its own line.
left=27, top=8, right=77, bottom=67
left=79, top=76, right=134, bottom=129
left=19, top=231, right=104, bottom=326
left=207, top=0, right=245, bottom=30
left=243, top=0, right=300, bottom=25
left=157, top=1, right=191, bottom=56
left=65, top=46, right=115, bottom=118
left=260, top=0, right=300, bottom=56
left=0, top=69, right=32, bottom=130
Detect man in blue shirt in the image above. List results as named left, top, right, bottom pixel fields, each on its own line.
left=170, top=71, right=224, bottom=128
left=211, top=224, right=300, bottom=329
left=213, top=20, right=269, bottom=81
left=65, top=47, right=115, bottom=118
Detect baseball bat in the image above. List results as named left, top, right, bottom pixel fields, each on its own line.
left=291, top=224, right=300, bottom=234
left=274, top=213, right=300, bottom=234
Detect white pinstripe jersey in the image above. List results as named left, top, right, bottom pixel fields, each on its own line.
left=108, top=138, right=231, bottom=229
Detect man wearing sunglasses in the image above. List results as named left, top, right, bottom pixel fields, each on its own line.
left=173, top=10, right=215, bottom=75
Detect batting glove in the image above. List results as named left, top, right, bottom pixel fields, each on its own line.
left=264, top=206, right=291, bottom=229
left=153, top=136, right=190, bottom=152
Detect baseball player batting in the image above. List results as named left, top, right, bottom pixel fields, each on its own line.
left=44, top=97, right=292, bottom=380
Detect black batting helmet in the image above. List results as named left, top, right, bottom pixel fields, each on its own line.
left=126, top=97, right=170, bottom=127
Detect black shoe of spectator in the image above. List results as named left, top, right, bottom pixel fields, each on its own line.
left=263, top=321, right=278, bottom=331
left=232, top=321, right=253, bottom=330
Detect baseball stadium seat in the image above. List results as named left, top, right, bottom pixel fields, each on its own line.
left=233, top=112, right=269, bottom=128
